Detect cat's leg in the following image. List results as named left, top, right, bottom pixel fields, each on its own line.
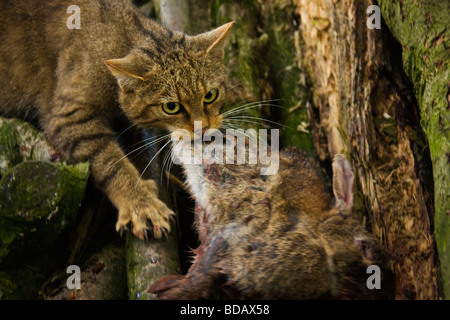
left=43, top=100, right=174, bottom=239
left=148, top=234, right=228, bottom=299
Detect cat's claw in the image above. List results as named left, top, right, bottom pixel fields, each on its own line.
left=115, top=179, right=175, bottom=240
left=160, top=227, right=169, bottom=238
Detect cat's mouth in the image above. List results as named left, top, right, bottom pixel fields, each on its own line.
left=170, top=129, right=252, bottom=167
left=170, top=128, right=225, bottom=153
left=170, top=127, right=280, bottom=176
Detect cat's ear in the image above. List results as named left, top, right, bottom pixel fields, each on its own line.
left=332, top=154, right=354, bottom=211
left=197, top=21, right=234, bottom=59
left=104, top=57, right=145, bottom=91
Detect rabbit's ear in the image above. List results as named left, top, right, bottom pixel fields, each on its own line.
left=332, top=154, right=354, bottom=211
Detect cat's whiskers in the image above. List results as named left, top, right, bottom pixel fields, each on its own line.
left=124, top=131, right=169, bottom=152
left=128, top=132, right=171, bottom=158
left=220, top=123, right=259, bottom=145
left=224, top=82, right=242, bottom=93
left=220, top=101, right=263, bottom=117
left=224, top=116, right=290, bottom=129
left=221, top=103, right=284, bottom=120
left=161, top=139, right=179, bottom=187
left=140, top=132, right=171, bottom=143
left=161, top=145, right=171, bottom=181
left=136, top=139, right=172, bottom=188
left=116, top=120, right=143, bottom=140
left=105, top=132, right=171, bottom=173
left=162, top=141, right=183, bottom=188
left=220, top=99, right=284, bottom=118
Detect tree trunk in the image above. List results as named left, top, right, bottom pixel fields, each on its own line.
left=377, top=0, right=449, bottom=298
left=293, top=0, right=442, bottom=300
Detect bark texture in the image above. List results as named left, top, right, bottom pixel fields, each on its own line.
left=295, top=0, right=441, bottom=300
left=377, top=0, right=449, bottom=298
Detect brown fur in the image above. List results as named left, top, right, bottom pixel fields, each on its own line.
left=0, top=0, right=233, bottom=239
left=148, top=143, right=385, bottom=299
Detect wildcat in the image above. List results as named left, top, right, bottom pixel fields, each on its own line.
left=148, top=137, right=385, bottom=299
left=0, top=0, right=234, bottom=239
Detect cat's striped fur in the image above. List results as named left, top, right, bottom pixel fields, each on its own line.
left=0, top=0, right=233, bottom=239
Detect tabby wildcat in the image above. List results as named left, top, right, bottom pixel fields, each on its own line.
left=0, top=0, right=233, bottom=239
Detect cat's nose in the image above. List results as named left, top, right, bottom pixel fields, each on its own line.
left=202, top=126, right=210, bottom=135
left=192, top=124, right=210, bottom=140
left=194, top=126, right=210, bottom=136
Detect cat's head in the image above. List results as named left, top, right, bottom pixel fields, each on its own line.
left=104, top=22, right=234, bottom=137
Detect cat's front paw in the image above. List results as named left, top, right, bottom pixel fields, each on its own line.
left=115, top=179, right=174, bottom=239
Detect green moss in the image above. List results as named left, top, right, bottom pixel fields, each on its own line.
left=0, top=241, right=72, bottom=299
left=0, top=268, right=41, bottom=299
left=374, top=117, right=398, bottom=143
left=212, top=0, right=316, bottom=154
left=266, top=5, right=314, bottom=153
left=126, top=229, right=180, bottom=300
left=378, top=0, right=450, bottom=297
left=0, top=116, right=90, bottom=297
left=0, top=161, right=89, bottom=265
left=0, top=119, right=22, bottom=177
left=0, top=117, right=57, bottom=177
left=213, top=1, right=264, bottom=130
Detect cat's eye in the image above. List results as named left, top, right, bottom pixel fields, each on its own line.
left=162, top=102, right=182, bottom=115
left=203, top=89, right=219, bottom=104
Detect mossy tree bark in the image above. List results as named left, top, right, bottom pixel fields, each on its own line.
left=377, top=0, right=449, bottom=298
left=295, top=0, right=444, bottom=300
left=0, top=117, right=90, bottom=299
